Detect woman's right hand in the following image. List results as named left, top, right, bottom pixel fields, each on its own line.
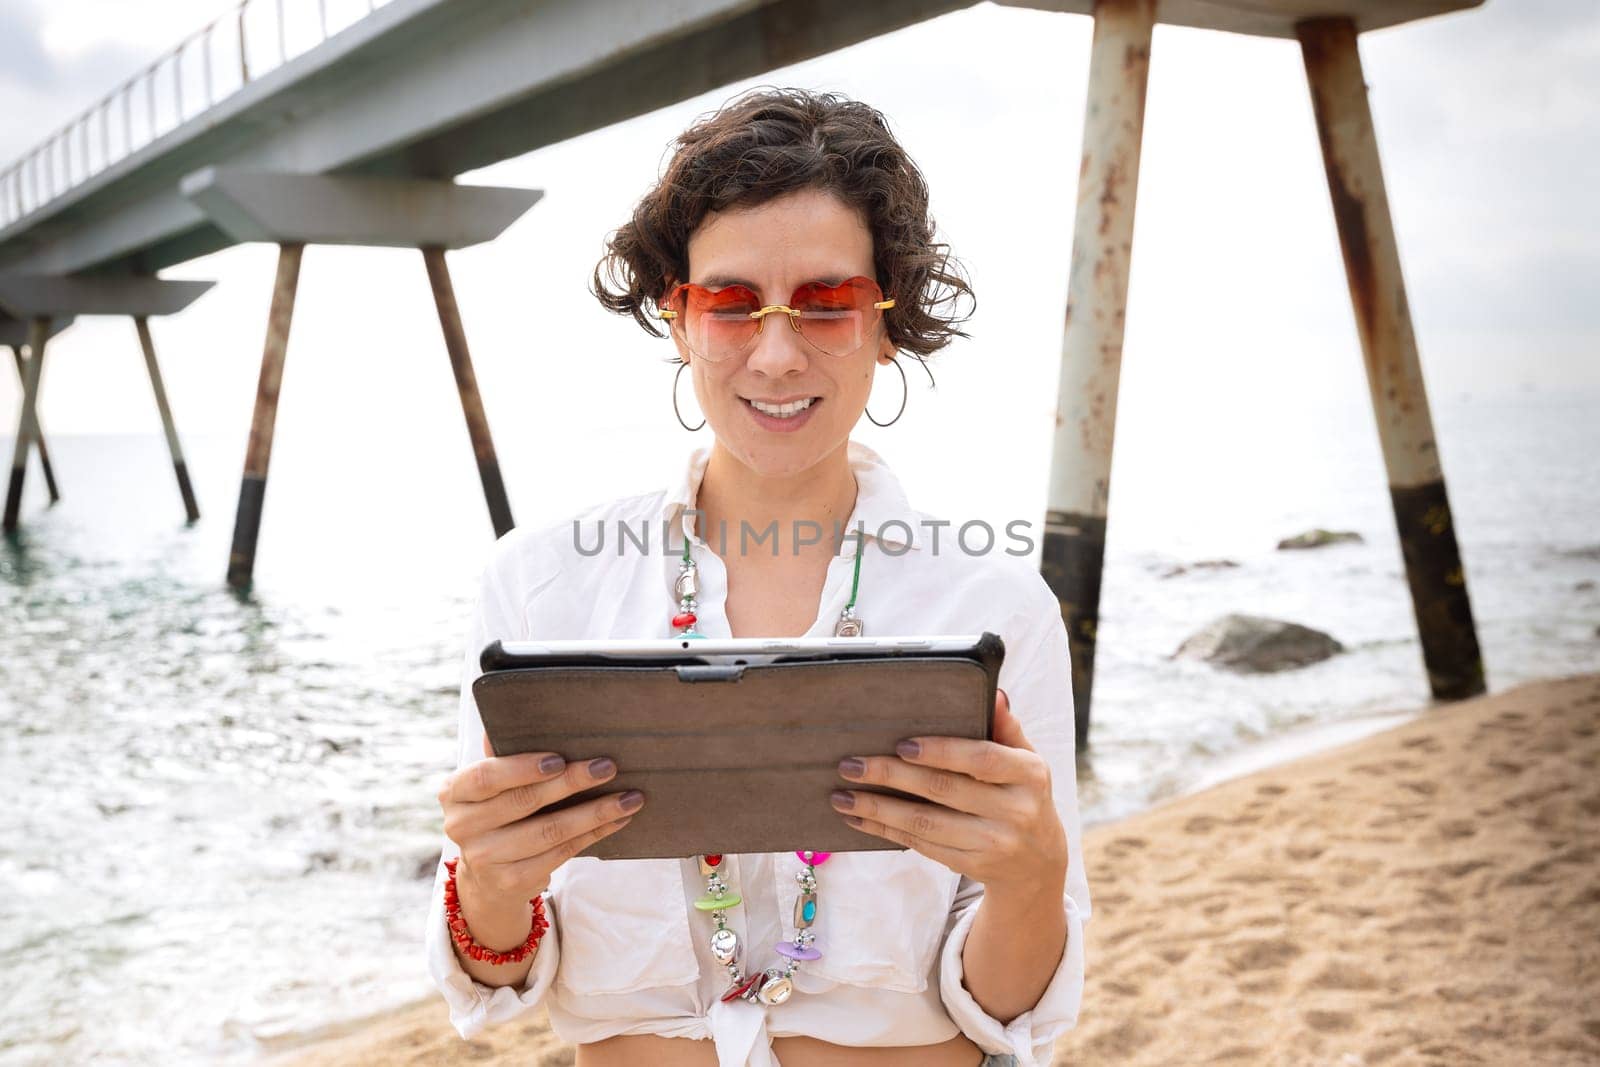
left=439, top=737, right=645, bottom=921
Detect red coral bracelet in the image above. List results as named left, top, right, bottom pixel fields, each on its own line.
left=443, top=857, right=549, bottom=966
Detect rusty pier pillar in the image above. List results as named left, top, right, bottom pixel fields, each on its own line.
left=421, top=246, right=514, bottom=538
left=227, top=243, right=303, bottom=590
left=8, top=342, right=58, bottom=504
left=1039, top=0, right=1155, bottom=747
left=3, top=319, right=49, bottom=532
left=134, top=316, right=200, bottom=522
left=1298, top=18, right=1485, bottom=700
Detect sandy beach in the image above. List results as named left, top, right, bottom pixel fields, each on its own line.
left=275, top=673, right=1600, bottom=1066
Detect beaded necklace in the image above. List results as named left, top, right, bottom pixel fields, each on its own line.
left=671, top=518, right=867, bottom=1006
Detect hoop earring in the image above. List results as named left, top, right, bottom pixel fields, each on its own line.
left=673, top=361, right=706, bottom=432
left=865, top=355, right=908, bottom=428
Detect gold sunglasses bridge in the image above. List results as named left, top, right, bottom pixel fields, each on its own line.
left=749, top=304, right=802, bottom=331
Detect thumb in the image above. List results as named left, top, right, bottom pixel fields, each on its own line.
left=992, top=688, right=1035, bottom=752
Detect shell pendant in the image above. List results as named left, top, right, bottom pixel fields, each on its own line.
left=833, top=605, right=863, bottom=638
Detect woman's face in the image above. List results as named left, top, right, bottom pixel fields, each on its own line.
left=672, top=187, right=897, bottom=478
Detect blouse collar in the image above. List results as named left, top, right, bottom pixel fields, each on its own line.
left=661, top=438, right=922, bottom=552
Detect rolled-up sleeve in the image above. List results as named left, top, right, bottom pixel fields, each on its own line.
left=938, top=573, right=1092, bottom=1066
left=424, top=530, right=565, bottom=1039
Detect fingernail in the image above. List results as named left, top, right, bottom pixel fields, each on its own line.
left=829, top=790, right=855, bottom=810
left=843, top=814, right=864, bottom=828
left=838, top=757, right=865, bottom=779
left=618, top=789, right=645, bottom=813
left=896, top=740, right=921, bottom=759
left=539, top=754, right=565, bottom=774
left=589, top=757, right=616, bottom=779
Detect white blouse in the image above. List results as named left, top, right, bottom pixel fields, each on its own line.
left=425, top=439, right=1092, bottom=1067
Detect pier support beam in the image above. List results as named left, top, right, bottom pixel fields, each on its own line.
left=182, top=168, right=540, bottom=590
left=134, top=316, right=200, bottom=523
left=1039, top=0, right=1155, bottom=747
left=0, top=278, right=210, bottom=531
left=228, top=243, right=302, bottom=591
left=1298, top=18, right=1485, bottom=700
left=3, top=319, right=48, bottom=533
left=423, top=247, right=514, bottom=538
left=8, top=342, right=58, bottom=505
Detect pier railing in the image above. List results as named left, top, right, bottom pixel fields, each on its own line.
left=0, top=0, right=392, bottom=230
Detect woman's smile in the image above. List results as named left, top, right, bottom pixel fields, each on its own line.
left=743, top=394, right=822, bottom=431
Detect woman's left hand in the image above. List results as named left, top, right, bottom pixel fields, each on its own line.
left=831, top=688, right=1068, bottom=897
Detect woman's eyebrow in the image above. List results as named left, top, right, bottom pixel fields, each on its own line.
left=696, top=275, right=758, bottom=290
left=695, top=273, right=853, bottom=292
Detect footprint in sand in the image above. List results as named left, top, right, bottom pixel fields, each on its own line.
left=1105, top=836, right=1148, bottom=858
left=1303, top=1009, right=1357, bottom=1033
left=1506, top=783, right=1572, bottom=810
left=1483, top=710, right=1530, bottom=732
left=1184, top=814, right=1223, bottom=835
left=1398, top=779, right=1439, bottom=796
left=1304, top=958, right=1380, bottom=992
left=1438, top=859, right=1491, bottom=879
left=1082, top=1019, right=1157, bottom=1057
left=1436, top=818, right=1477, bottom=839
left=1224, top=936, right=1302, bottom=972
left=1401, top=734, right=1443, bottom=753
left=1255, top=783, right=1289, bottom=796
left=1383, top=913, right=1464, bottom=935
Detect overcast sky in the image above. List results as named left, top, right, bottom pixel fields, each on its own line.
left=0, top=0, right=1595, bottom=533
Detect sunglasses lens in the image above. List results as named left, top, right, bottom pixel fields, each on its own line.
left=673, top=285, right=759, bottom=361
left=792, top=277, right=882, bottom=357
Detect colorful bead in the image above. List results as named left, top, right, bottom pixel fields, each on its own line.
left=794, top=892, right=817, bottom=928
left=776, top=941, right=822, bottom=961
left=721, top=973, right=763, bottom=1002
left=758, top=974, right=794, bottom=1006
left=695, top=892, right=741, bottom=910
left=697, top=854, right=724, bottom=877
left=675, top=569, right=699, bottom=600
left=672, top=611, right=698, bottom=628
left=795, top=850, right=831, bottom=865
left=710, top=928, right=739, bottom=964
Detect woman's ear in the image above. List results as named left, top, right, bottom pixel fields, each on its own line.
left=660, top=280, right=692, bottom=365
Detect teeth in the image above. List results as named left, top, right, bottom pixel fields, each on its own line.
left=749, top=397, right=815, bottom=418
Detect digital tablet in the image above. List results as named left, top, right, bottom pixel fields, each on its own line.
left=473, top=632, right=1004, bottom=859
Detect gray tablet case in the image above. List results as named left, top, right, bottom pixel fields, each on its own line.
left=472, top=632, right=1004, bottom=859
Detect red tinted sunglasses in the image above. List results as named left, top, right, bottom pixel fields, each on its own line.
left=658, top=276, right=895, bottom=362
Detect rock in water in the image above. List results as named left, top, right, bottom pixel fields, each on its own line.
left=1159, top=559, right=1242, bottom=579
left=1277, top=528, right=1364, bottom=550
left=1174, top=614, right=1344, bottom=673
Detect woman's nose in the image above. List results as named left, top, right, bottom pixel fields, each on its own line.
left=745, top=312, right=810, bottom=376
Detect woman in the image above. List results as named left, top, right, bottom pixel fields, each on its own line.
left=426, top=88, right=1090, bottom=1067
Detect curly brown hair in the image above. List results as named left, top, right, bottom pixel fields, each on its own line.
left=590, top=87, right=974, bottom=361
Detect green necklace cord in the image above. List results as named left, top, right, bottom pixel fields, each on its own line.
left=679, top=515, right=865, bottom=607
